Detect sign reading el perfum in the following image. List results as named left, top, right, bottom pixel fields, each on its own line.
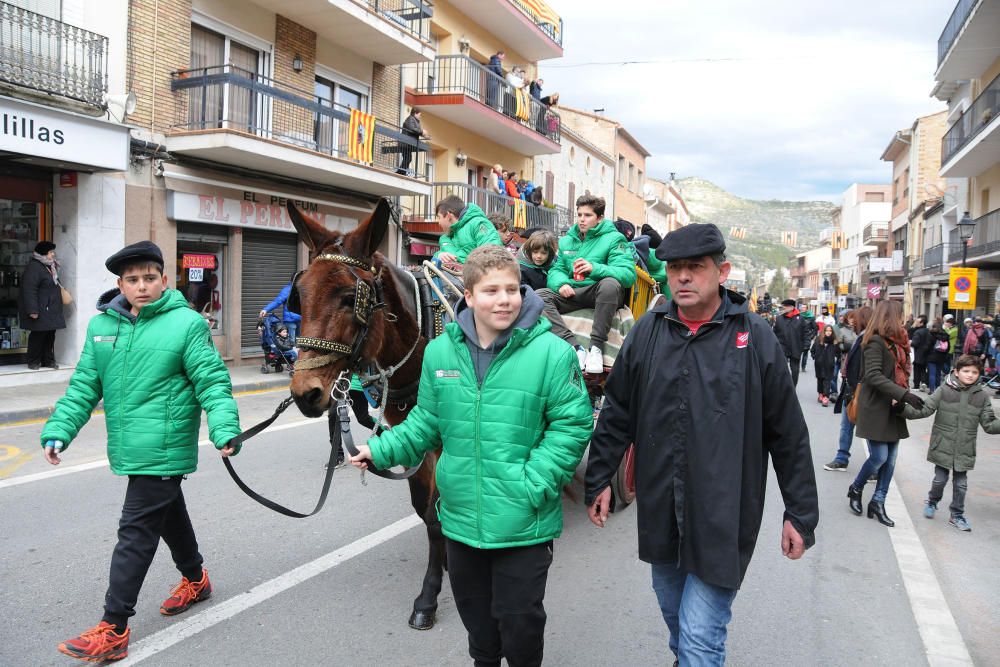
left=0, top=97, right=129, bottom=171
left=167, top=191, right=351, bottom=233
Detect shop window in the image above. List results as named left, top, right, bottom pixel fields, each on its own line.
left=177, top=242, right=225, bottom=334
left=0, top=198, right=42, bottom=354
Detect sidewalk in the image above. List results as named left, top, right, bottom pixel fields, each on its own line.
left=0, top=364, right=291, bottom=425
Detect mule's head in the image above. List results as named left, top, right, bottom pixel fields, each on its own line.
left=286, top=199, right=391, bottom=417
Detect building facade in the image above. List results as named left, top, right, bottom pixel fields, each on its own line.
left=533, top=123, right=615, bottom=223
left=835, top=184, right=892, bottom=303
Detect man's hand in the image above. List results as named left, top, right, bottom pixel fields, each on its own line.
left=573, top=258, right=593, bottom=276
left=350, top=444, right=373, bottom=470
left=437, top=252, right=458, bottom=264
left=558, top=284, right=576, bottom=298
left=43, top=441, right=64, bottom=465
left=588, top=487, right=612, bottom=528
left=258, top=309, right=268, bottom=318
left=781, top=520, right=805, bottom=560
left=220, top=442, right=238, bottom=458
left=29, top=313, right=38, bottom=319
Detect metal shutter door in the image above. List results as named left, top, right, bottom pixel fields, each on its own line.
left=241, top=229, right=298, bottom=354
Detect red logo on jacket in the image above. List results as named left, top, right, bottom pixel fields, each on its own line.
left=736, top=331, right=750, bottom=348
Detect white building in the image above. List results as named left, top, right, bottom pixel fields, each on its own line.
left=534, top=123, right=615, bottom=220
left=836, top=184, right=892, bottom=297
left=643, top=177, right=690, bottom=236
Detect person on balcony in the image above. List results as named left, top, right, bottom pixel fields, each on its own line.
left=504, top=66, right=524, bottom=118
left=488, top=164, right=504, bottom=195
left=487, top=50, right=505, bottom=110
left=433, top=195, right=502, bottom=265
left=505, top=172, right=521, bottom=199
left=397, top=108, right=428, bottom=176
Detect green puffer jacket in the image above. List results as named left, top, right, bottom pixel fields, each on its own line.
left=434, top=203, right=503, bottom=263
left=903, top=373, right=1000, bottom=472
left=367, top=303, right=593, bottom=549
left=41, top=288, right=242, bottom=476
left=547, top=219, right=637, bottom=291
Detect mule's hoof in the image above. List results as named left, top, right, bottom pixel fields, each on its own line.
left=408, top=610, right=436, bottom=630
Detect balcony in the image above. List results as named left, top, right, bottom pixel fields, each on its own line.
left=947, top=208, right=1000, bottom=263
left=862, top=221, right=890, bottom=246
left=820, top=259, right=840, bottom=274
left=168, top=65, right=431, bottom=197
left=0, top=1, right=108, bottom=106
left=936, top=0, right=1000, bottom=82
left=447, top=0, right=563, bottom=61
left=409, top=55, right=561, bottom=155
left=940, top=72, right=1000, bottom=177
left=922, top=243, right=954, bottom=273
left=253, top=0, right=434, bottom=65
left=403, top=182, right=570, bottom=237
left=790, top=265, right=806, bottom=279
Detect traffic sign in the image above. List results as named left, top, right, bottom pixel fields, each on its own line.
left=948, top=267, right=978, bottom=310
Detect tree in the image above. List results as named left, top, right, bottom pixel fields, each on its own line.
left=767, top=270, right=790, bottom=301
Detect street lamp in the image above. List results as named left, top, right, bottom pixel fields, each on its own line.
left=958, top=211, right=976, bottom=267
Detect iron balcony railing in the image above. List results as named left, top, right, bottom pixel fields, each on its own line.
left=862, top=221, right=890, bottom=245
left=942, top=72, right=1000, bottom=165
left=508, top=0, right=563, bottom=46
left=170, top=65, right=429, bottom=179
left=820, top=259, right=840, bottom=273
left=405, top=182, right=570, bottom=235
left=937, top=0, right=979, bottom=67
left=948, top=208, right=1000, bottom=262
left=414, top=54, right=561, bottom=144
left=356, top=0, right=434, bottom=43
left=922, top=242, right=956, bottom=272
left=0, top=1, right=108, bottom=106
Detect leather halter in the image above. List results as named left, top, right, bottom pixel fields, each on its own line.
left=292, top=250, right=385, bottom=373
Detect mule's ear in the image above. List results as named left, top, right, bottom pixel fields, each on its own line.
left=359, top=198, right=391, bottom=257
left=287, top=201, right=330, bottom=253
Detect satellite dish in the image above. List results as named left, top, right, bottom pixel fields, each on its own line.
left=642, top=183, right=656, bottom=201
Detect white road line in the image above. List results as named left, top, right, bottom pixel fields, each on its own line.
left=884, top=483, right=973, bottom=666
left=118, top=514, right=423, bottom=665
left=0, top=419, right=321, bottom=490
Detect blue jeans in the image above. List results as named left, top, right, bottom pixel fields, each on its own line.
left=927, top=361, right=942, bottom=393
left=651, top=563, right=738, bottom=666
left=285, top=321, right=298, bottom=346
left=852, top=440, right=899, bottom=503
left=834, top=409, right=855, bottom=464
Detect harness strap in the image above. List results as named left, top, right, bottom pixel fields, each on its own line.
left=331, top=400, right=422, bottom=481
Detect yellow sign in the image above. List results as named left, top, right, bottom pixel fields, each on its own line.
left=948, top=267, right=978, bottom=310
left=838, top=284, right=849, bottom=295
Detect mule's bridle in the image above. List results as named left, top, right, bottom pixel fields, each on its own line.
left=292, top=251, right=385, bottom=372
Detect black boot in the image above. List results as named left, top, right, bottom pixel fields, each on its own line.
left=867, top=500, right=895, bottom=527
left=847, top=485, right=863, bottom=515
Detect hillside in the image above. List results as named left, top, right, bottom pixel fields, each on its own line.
left=677, top=177, right=837, bottom=283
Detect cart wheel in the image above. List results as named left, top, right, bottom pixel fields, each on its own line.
left=260, top=363, right=270, bottom=374
left=609, top=443, right=636, bottom=512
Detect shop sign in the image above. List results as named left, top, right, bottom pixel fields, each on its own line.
left=188, top=267, right=204, bottom=282
left=0, top=97, right=128, bottom=171
left=168, top=191, right=338, bottom=233
left=867, top=283, right=881, bottom=299
left=838, top=284, right=849, bottom=295
left=182, top=253, right=217, bottom=269
left=948, top=267, right=977, bottom=309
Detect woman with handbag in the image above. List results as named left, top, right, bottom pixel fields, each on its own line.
left=847, top=300, right=925, bottom=526
left=18, top=241, right=67, bottom=370
left=826, top=306, right=872, bottom=471
left=927, top=321, right=951, bottom=393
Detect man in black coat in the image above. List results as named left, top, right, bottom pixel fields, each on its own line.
left=18, top=241, right=66, bottom=369
left=397, top=108, right=427, bottom=176
left=772, top=298, right=806, bottom=386
left=585, top=223, right=818, bottom=666
left=909, top=316, right=931, bottom=390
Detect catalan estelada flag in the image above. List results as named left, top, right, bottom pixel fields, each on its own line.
left=515, top=89, right=531, bottom=122
left=512, top=199, right=527, bottom=229
left=348, top=108, right=375, bottom=163
left=521, top=0, right=560, bottom=32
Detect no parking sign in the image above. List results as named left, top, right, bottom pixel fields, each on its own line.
left=948, top=267, right=978, bottom=310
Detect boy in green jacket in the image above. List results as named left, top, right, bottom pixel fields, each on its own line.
left=351, top=245, right=592, bottom=666
left=43, top=241, right=242, bottom=662
left=433, top=195, right=503, bottom=264
left=536, top=194, right=637, bottom=374
left=902, top=354, right=1000, bottom=532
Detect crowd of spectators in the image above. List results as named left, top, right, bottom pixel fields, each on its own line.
left=488, top=50, right=560, bottom=136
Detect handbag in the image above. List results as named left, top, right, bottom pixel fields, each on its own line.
left=934, top=338, right=949, bottom=352
left=846, top=382, right=861, bottom=424
left=60, top=286, right=73, bottom=306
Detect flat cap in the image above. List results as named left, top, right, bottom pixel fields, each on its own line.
left=781, top=298, right=796, bottom=307
left=656, top=223, right=726, bottom=262
left=105, top=240, right=164, bottom=276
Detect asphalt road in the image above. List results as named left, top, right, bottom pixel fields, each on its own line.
left=1, top=367, right=997, bottom=666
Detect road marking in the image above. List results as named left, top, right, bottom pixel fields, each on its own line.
left=0, top=418, right=321, bottom=490
left=118, top=514, right=423, bottom=665
left=884, top=483, right=973, bottom=665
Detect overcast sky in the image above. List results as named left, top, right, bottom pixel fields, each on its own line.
left=540, top=0, right=952, bottom=203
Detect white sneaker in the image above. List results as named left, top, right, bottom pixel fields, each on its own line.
left=585, top=346, right=605, bottom=374
left=576, top=346, right=587, bottom=371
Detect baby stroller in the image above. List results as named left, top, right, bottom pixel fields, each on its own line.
left=258, top=314, right=297, bottom=375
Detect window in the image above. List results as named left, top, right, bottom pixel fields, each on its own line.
left=864, top=191, right=886, bottom=203
left=628, top=163, right=636, bottom=192
left=600, top=165, right=606, bottom=182
left=314, top=68, right=370, bottom=157
left=637, top=169, right=644, bottom=192
left=617, top=155, right=625, bottom=185
left=585, top=155, right=591, bottom=174
left=568, top=145, right=576, bottom=165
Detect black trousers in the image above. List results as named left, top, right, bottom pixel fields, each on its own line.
left=102, top=476, right=203, bottom=628
left=786, top=356, right=800, bottom=387
left=913, top=363, right=928, bottom=388
left=26, top=329, right=56, bottom=366
left=446, top=538, right=553, bottom=667
left=537, top=278, right=625, bottom=351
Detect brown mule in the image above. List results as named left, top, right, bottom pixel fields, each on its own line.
left=285, top=199, right=443, bottom=630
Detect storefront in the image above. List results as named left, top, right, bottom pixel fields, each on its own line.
left=0, top=96, right=129, bottom=368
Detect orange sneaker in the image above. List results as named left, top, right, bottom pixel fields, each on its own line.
left=57, top=621, right=130, bottom=662
left=160, top=569, right=212, bottom=616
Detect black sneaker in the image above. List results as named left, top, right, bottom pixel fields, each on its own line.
left=823, top=460, right=848, bottom=471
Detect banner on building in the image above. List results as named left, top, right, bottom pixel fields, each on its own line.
left=729, top=226, right=747, bottom=240
left=948, top=267, right=978, bottom=310
left=348, top=108, right=376, bottom=163
left=781, top=231, right=797, bottom=247
left=511, top=199, right=527, bottom=230
left=830, top=230, right=845, bottom=249
left=838, top=284, right=849, bottom=295
left=520, top=0, right=561, bottom=33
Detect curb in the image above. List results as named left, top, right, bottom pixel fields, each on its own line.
left=0, top=375, right=291, bottom=427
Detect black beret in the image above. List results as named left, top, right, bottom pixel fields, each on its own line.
left=781, top=299, right=796, bottom=307
left=105, top=240, right=164, bottom=276
left=34, top=241, right=56, bottom=255
left=655, top=223, right=726, bottom=262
